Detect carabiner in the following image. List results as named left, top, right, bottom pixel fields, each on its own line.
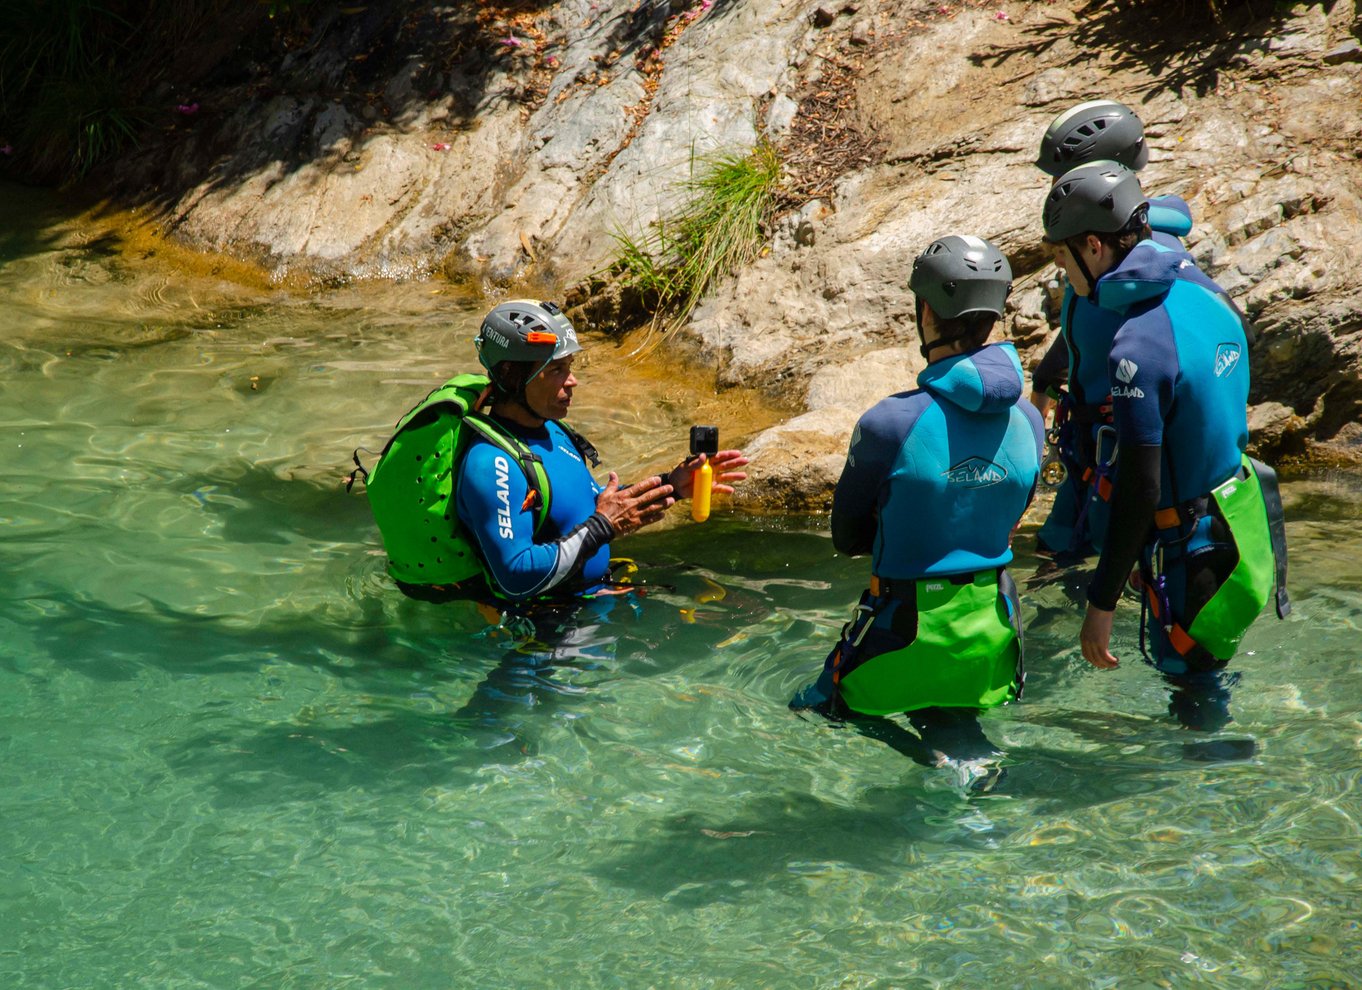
left=1094, top=424, right=1119, bottom=469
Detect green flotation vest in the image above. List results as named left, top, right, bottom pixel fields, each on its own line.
left=1146, top=454, right=1290, bottom=660
left=834, top=569, right=1024, bottom=716
left=361, top=374, right=552, bottom=587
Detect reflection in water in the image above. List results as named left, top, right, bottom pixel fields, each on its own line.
left=3, top=188, right=1362, bottom=989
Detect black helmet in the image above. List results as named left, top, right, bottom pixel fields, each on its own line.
left=909, top=235, right=1012, bottom=320
left=1042, top=161, right=1148, bottom=243
left=475, top=300, right=582, bottom=383
left=1036, top=99, right=1149, bottom=177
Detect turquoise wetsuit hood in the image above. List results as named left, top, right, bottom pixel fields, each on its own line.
left=1090, top=240, right=1191, bottom=316
left=917, top=341, right=1026, bottom=415
left=1148, top=195, right=1192, bottom=242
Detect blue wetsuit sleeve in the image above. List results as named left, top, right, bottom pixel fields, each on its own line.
left=1087, top=314, right=1177, bottom=609
left=457, top=441, right=614, bottom=599
left=1107, top=315, right=1176, bottom=448
left=831, top=400, right=909, bottom=557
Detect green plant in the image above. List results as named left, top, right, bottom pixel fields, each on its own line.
left=610, top=139, right=782, bottom=341
left=0, top=0, right=271, bottom=183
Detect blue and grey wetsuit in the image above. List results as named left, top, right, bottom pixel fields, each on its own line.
left=1036, top=195, right=1194, bottom=557
left=457, top=416, right=614, bottom=601
left=833, top=342, right=1045, bottom=575
left=793, top=343, right=1044, bottom=715
left=1084, top=239, right=1252, bottom=670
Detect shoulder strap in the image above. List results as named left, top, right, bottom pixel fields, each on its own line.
left=557, top=420, right=601, bottom=468
left=1247, top=456, right=1291, bottom=619
left=461, top=412, right=554, bottom=536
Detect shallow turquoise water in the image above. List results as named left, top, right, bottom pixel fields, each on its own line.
left=3, top=191, right=1361, bottom=989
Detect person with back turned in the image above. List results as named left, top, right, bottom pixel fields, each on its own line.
left=1040, top=162, right=1289, bottom=734
left=791, top=237, right=1044, bottom=787
left=1029, top=99, right=1197, bottom=562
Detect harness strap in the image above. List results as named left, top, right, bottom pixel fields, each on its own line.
left=558, top=420, right=601, bottom=468
left=1153, top=495, right=1211, bottom=533
left=1152, top=462, right=1249, bottom=534
left=869, top=571, right=976, bottom=599
left=829, top=597, right=881, bottom=688
left=1068, top=400, right=1113, bottom=426
left=461, top=414, right=552, bottom=534
left=1142, top=581, right=1199, bottom=657
left=1249, top=456, right=1291, bottom=619
left=1079, top=465, right=1114, bottom=502
left=998, top=568, right=1026, bottom=700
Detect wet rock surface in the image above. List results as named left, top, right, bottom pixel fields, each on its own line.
left=106, top=0, right=1362, bottom=508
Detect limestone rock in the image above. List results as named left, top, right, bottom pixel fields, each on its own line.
left=737, top=406, right=858, bottom=510
left=103, top=0, right=1362, bottom=486
left=1324, top=40, right=1362, bottom=64
left=1247, top=400, right=1309, bottom=460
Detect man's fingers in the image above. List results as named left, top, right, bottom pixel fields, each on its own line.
left=1082, top=645, right=1119, bottom=669
left=635, top=479, right=673, bottom=504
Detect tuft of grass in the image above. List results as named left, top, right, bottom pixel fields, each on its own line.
left=609, top=139, right=782, bottom=342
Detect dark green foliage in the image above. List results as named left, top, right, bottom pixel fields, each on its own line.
left=0, top=0, right=267, bottom=182
left=1097, top=0, right=1277, bottom=24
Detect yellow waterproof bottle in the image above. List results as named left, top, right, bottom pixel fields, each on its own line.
left=689, top=425, right=718, bottom=523
left=691, top=459, right=712, bottom=522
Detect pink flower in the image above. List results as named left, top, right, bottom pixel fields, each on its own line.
left=937, top=5, right=949, bottom=12
left=995, top=10, right=1008, bottom=20
left=0, top=144, right=12, bottom=155
left=500, top=35, right=523, bottom=48
left=175, top=102, right=199, bottom=115
left=432, top=142, right=451, bottom=151
left=545, top=55, right=558, bottom=66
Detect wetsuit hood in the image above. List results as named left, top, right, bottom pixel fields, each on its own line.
left=917, top=341, right=1025, bottom=414
left=1148, top=194, right=1192, bottom=239
left=1091, top=240, right=1193, bottom=316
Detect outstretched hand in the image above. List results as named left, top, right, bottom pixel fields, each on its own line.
left=595, top=472, right=674, bottom=536
left=665, top=450, right=750, bottom=499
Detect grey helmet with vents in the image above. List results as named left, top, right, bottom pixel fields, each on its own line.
left=475, top=300, right=582, bottom=384
left=1042, top=161, right=1149, bottom=243
left=909, top=235, right=1013, bottom=320
left=1036, top=99, right=1149, bottom=177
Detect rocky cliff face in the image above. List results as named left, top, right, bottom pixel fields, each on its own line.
left=111, top=0, right=1362, bottom=507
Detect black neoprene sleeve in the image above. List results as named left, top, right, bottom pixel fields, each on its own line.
left=1086, top=443, right=1161, bottom=611
left=543, top=512, right=616, bottom=591
left=1032, top=333, right=1070, bottom=396
left=831, top=511, right=876, bottom=558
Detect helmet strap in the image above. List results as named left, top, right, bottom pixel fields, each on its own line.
left=1065, top=236, right=1099, bottom=295
left=916, top=298, right=963, bottom=361
left=920, top=335, right=963, bottom=361
left=489, top=364, right=544, bottom=424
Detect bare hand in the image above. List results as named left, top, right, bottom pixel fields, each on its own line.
left=595, top=472, right=674, bottom=536
left=1080, top=604, right=1119, bottom=669
left=665, top=450, right=750, bottom=499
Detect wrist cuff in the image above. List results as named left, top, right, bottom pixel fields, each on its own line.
left=1085, top=581, right=1119, bottom=612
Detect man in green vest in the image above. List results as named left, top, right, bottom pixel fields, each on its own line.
left=365, top=300, right=747, bottom=605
